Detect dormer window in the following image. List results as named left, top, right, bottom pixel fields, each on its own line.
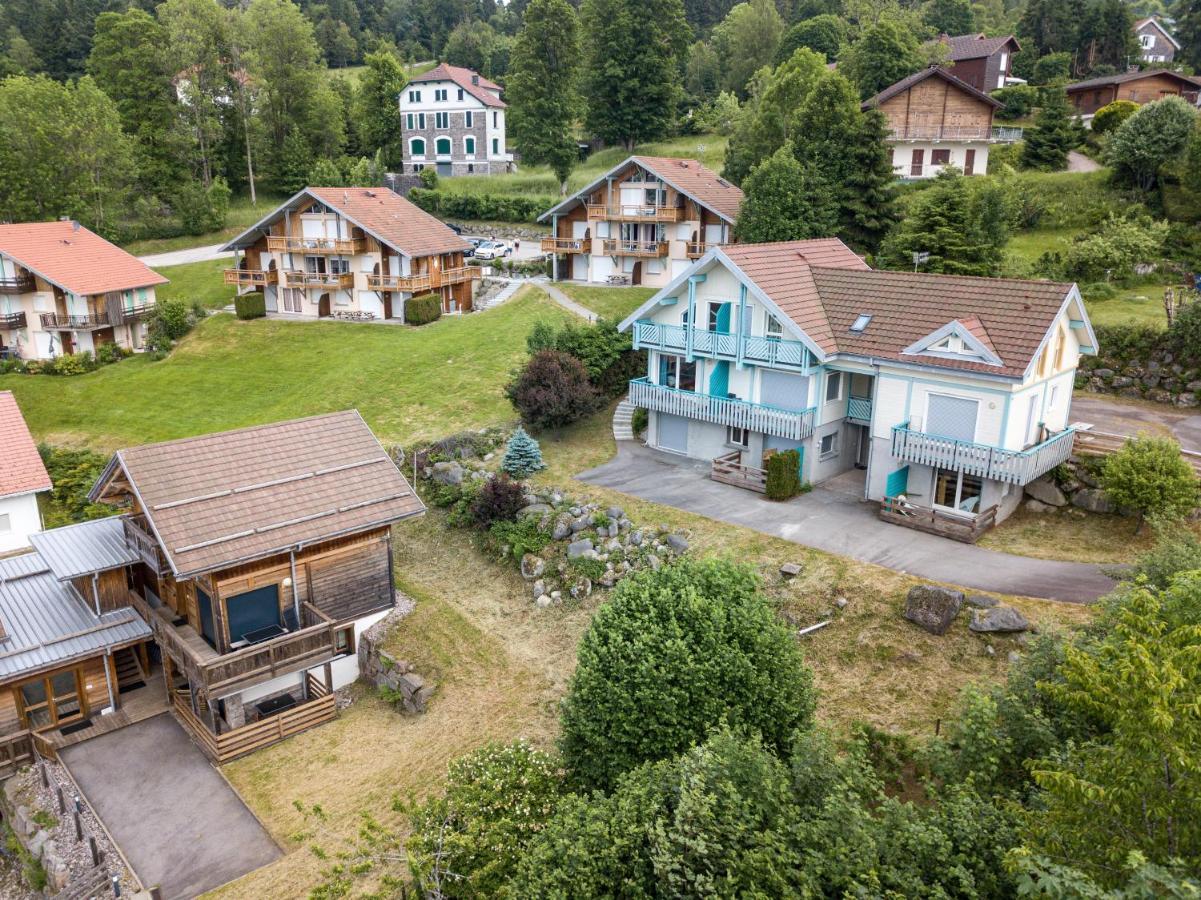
left=902, top=320, right=1003, bottom=367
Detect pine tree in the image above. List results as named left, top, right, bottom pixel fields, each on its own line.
left=502, top=426, right=547, bottom=479
left=838, top=108, right=899, bottom=254
left=1180, top=0, right=1201, bottom=71
left=1021, top=88, right=1079, bottom=171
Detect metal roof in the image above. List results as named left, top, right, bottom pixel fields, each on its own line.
left=28, top=516, right=141, bottom=582
left=0, top=553, right=150, bottom=682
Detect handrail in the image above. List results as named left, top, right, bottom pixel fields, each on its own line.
left=266, top=235, right=365, bottom=255
left=224, top=268, right=278, bottom=286
left=0, top=275, right=34, bottom=293
left=0, top=310, right=27, bottom=328
left=541, top=237, right=587, bottom=252
left=847, top=396, right=872, bottom=422
left=891, top=421, right=1077, bottom=485
left=586, top=204, right=682, bottom=221
left=885, top=125, right=1024, bottom=142
left=630, top=377, right=816, bottom=441
left=602, top=239, right=668, bottom=257
left=40, top=312, right=109, bottom=329
left=633, top=320, right=813, bottom=372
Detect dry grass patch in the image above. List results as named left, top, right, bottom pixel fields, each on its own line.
left=978, top=506, right=1178, bottom=564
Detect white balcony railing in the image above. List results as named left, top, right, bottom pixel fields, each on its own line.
left=891, top=423, right=1076, bottom=485
left=632, top=320, right=814, bottom=374
left=886, top=126, right=1024, bottom=142
left=630, top=378, right=816, bottom=442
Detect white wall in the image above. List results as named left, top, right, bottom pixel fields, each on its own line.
left=0, top=492, right=43, bottom=553
left=889, top=141, right=990, bottom=178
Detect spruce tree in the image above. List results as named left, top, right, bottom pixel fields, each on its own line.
left=1021, top=88, right=1079, bottom=171
left=838, top=108, right=899, bottom=254
left=502, top=426, right=547, bottom=479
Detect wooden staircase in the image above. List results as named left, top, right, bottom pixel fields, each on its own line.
left=113, top=647, right=146, bottom=691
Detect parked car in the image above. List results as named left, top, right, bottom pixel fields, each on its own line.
left=473, top=240, right=512, bottom=260
left=464, top=236, right=485, bottom=250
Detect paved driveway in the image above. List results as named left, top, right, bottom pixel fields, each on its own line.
left=1073, top=394, right=1201, bottom=452
left=138, top=244, right=233, bottom=268
left=579, top=444, right=1116, bottom=603
left=60, top=714, right=280, bottom=900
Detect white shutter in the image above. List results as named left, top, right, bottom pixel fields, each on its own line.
left=759, top=371, right=810, bottom=411
left=926, top=394, right=978, bottom=442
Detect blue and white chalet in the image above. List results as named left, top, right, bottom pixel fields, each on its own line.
left=617, top=239, right=1098, bottom=526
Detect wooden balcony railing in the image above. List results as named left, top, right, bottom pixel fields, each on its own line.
left=602, top=239, right=669, bottom=258
left=266, top=235, right=365, bottom=255
left=39, top=312, right=110, bottom=330
left=541, top=237, right=588, bottom=254
left=711, top=451, right=767, bottom=493
left=122, top=516, right=166, bottom=575
left=879, top=496, right=998, bottom=543
left=632, top=320, right=814, bottom=374
left=0, top=274, right=34, bottom=293
left=586, top=204, right=682, bottom=222
left=282, top=271, right=355, bottom=290
left=120, top=303, right=155, bottom=321
left=367, top=267, right=481, bottom=292
left=0, top=311, right=27, bottom=329
left=0, top=729, right=35, bottom=779
left=172, top=688, right=336, bottom=762
left=891, top=423, right=1077, bottom=486
left=224, top=268, right=278, bottom=287
left=686, top=241, right=724, bottom=259
left=630, top=377, right=816, bottom=442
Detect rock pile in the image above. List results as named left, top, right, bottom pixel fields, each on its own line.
left=373, top=652, right=436, bottom=714
left=1080, top=353, right=1201, bottom=408
left=1023, top=458, right=1114, bottom=515
left=904, top=584, right=1033, bottom=640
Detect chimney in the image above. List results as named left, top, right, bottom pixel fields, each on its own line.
left=471, top=74, right=479, bottom=85
left=72, top=220, right=80, bottom=232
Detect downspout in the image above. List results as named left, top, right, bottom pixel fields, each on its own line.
left=289, top=548, right=301, bottom=626
left=735, top=284, right=747, bottom=371
left=103, top=648, right=116, bottom=713
left=551, top=214, right=559, bottom=282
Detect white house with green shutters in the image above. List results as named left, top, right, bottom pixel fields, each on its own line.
left=617, top=239, right=1097, bottom=528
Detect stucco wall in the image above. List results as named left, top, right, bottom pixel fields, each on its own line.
left=0, top=493, right=42, bottom=553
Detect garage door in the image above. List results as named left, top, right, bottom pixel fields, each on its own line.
left=658, top=413, right=688, bottom=453
left=760, top=371, right=810, bottom=411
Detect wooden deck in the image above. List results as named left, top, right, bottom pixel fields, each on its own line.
left=46, top=668, right=170, bottom=753
left=878, top=497, right=997, bottom=543
left=711, top=451, right=767, bottom=493
left=1074, top=428, right=1201, bottom=477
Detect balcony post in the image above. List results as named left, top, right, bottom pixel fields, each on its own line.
left=685, top=274, right=704, bottom=363
left=551, top=214, right=559, bottom=281
left=735, top=285, right=747, bottom=371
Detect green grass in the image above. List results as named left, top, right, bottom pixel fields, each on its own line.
left=122, top=193, right=287, bottom=257
left=555, top=284, right=655, bottom=321
left=155, top=258, right=234, bottom=311
left=325, top=60, right=435, bottom=86
left=1004, top=227, right=1081, bottom=277
left=0, top=288, right=571, bottom=452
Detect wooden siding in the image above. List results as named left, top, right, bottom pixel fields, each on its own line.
left=69, top=568, right=130, bottom=614
left=306, top=533, right=392, bottom=623
left=1069, top=74, right=1197, bottom=115
left=878, top=78, right=995, bottom=138
left=0, top=654, right=114, bottom=735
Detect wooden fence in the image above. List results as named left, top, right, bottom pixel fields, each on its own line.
left=0, top=730, right=35, bottom=778
left=1073, top=429, right=1201, bottom=477
left=172, top=690, right=337, bottom=764
left=879, top=497, right=998, bottom=543
left=710, top=452, right=767, bottom=493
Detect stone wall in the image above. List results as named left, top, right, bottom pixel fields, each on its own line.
left=357, top=597, right=436, bottom=715
left=1076, top=325, right=1201, bottom=408
left=1023, top=455, right=1116, bottom=514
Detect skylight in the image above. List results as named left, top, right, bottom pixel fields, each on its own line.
left=850, top=314, right=872, bottom=333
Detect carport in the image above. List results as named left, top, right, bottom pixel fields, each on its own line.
left=60, top=714, right=280, bottom=900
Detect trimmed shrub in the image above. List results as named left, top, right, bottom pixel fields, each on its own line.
left=506, top=350, right=600, bottom=433
left=234, top=293, right=266, bottom=320
left=405, top=292, right=442, bottom=326
left=631, top=407, right=648, bottom=436
left=408, top=188, right=557, bottom=223
left=469, top=475, right=528, bottom=527
left=765, top=449, right=802, bottom=500
left=1100, top=435, right=1199, bottom=530
left=559, top=558, right=816, bottom=792
left=1091, top=100, right=1139, bottom=136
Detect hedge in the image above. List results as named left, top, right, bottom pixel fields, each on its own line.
left=234, top=293, right=266, bottom=320
left=408, top=188, right=557, bottom=223
left=406, top=292, right=442, bottom=326
left=765, top=449, right=801, bottom=501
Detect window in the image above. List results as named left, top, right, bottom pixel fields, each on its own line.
left=412, top=163, right=425, bottom=173
left=707, top=301, right=729, bottom=332
left=1140, top=33, right=1154, bottom=48
left=465, top=110, right=474, bottom=128
left=492, top=138, right=499, bottom=155
left=933, top=468, right=983, bottom=514
left=493, top=111, right=498, bottom=128
left=931, top=148, right=951, bottom=166
left=418, top=113, right=426, bottom=129
left=408, top=90, right=421, bottom=103
left=435, top=88, right=448, bottom=102
left=660, top=354, right=696, bottom=391
left=726, top=425, right=750, bottom=448
left=824, top=371, right=842, bottom=403
left=18, top=669, right=84, bottom=730
left=819, top=431, right=839, bottom=459
left=436, top=137, right=452, bottom=155
left=849, top=314, right=871, bottom=332
left=464, top=136, right=476, bottom=156
left=434, top=111, right=448, bottom=129
left=765, top=313, right=783, bottom=337
left=405, top=113, right=415, bottom=129
left=925, top=393, right=978, bottom=442
left=334, top=626, right=355, bottom=656
left=0, top=512, right=10, bottom=533
left=329, top=258, right=350, bottom=275
left=457, top=88, right=464, bottom=101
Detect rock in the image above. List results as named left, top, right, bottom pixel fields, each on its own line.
left=1008, top=651, right=1022, bottom=663
left=608, top=522, right=619, bottom=538
left=1025, top=477, right=1067, bottom=507
left=630, top=530, right=644, bottom=546
left=570, top=577, right=592, bottom=599
left=618, top=517, right=632, bottom=532
left=666, top=534, right=689, bottom=553
left=1072, top=487, right=1114, bottom=514
left=535, top=594, right=553, bottom=609
left=27, top=829, right=48, bottom=861
left=570, top=506, right=582, bottom=516
left=12, top=806, right=30, bottom=838
left=605, top=538, right=622, bottom=553
left=600, top=571, right=616, bottom=588
left=571, top=517, right=589, bottom=533
left=1093, top=368, right=1114, bottom=378
left=552, top=516, right=573, bottom=540
left=1076, top=467, right=1100, bottom=488
left=835, top=597, right=848, bottom=609
left=431, top=461, right=464, bottom=486
left=1015, top=632, right=1032, bottom=646
left=483, top=452, right=495, bottom=461
left=1111, top=376, right=1134, bottom=388
left=520, top=554, right=545, bottom=579
left=531, top=579, right=546, bottom=598
left=903, top=585, right=964, bottom=635
left=780, top=562, right=803, bottom=577
left=400, top=672, right=426, bottom=694
left=967, top=594, right=999, bottom=609
left=647, top=552, right=662, bottom=571
left=607, top=507, right=624, bottom=521
left=985, top=644, right=996, bottom=656
left=1025, top=499, right=1053, bottom=513
left=519, top=503, right=552, bottom=517
left=550, top=590, right=562, bottom=603
left=969, top=606, right=1031, bottom=633
left=1176, top=392, right=1199, bottom=408
left=567, top=538, right=594, bottom=559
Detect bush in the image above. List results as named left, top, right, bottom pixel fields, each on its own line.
left=1030, top=52, right=1071, bottom=86
left=501, top=426, right=546, bottom=479
left=1100, top=434, right=1199, bottom=529
left=1092, top=100, right=1139, bottom=136
left=407, top=741, right=564, bottom=898
left=49, top=352, right=94, bottom=376
left=1057, top=215, right=1168, bottom=283
left=631, top=407, right=648, bottom=435
left=993, top=84, right=1037, bottom=121
left=559, top=558, right=816, bottom=792
left=1168, top=301, right=1201, bottom=360
left=38, top=445, right=113, bottom=528
left=405, top=292, right=442, bottom=326
left=506, top=350, right=600, bottom=433
left=417, top=167, right=438, bottom=190
left=486, top=516, right=551, bottom=562
left=145, top=297, right=199, bottom=353
left=408, top=188, right=557, bottom=224
left=94, top=342, right=128, bottom=365
left=527, top=318, right=644, bottom=399
left=1107, top=97, right=1198, bottom=192
left=234, top=293, right=266, bottom=320
left=765, top=449, right=802, bottom=500
left=172, top=176, right=231, bottom=235
left=469, top=475, right=528, bottom=527
left=1080, top=282, right=1119, bottom=302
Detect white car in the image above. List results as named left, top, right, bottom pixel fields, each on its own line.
left=472, top=240, right=512, bottom=260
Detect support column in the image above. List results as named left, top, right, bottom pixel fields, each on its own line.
left=551, top=214, right=559, bottom=281
left=735, top=284, right=747, bottom=371
left=103, top=650, right=118, bottom=712
left=684, top=274, right=705, bottom=363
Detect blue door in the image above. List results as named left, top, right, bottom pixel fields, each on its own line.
left=709, top=360, right=730, bottom=397
left=886, top=466, right=909, bottom=498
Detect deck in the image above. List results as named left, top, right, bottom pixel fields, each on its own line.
left=878, top=496, right=997, bottom=543
left=45, top=668, right=170, bottom=753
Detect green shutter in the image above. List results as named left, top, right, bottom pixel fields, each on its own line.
left=885, top=466, right=909, bottom=498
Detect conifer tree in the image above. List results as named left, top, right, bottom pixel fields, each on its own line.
left=1021, top=88, right=1079, bottom=171
left=838, top=108, right=899, bottom=254
left=502, top=426, right=547, bottom=479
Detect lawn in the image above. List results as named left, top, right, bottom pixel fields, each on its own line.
left=978, top=505, right=1164, bottom=564
left=0, top=287, right=571, bottom=452
left=555, top=284, right=655, bottom=321
left=155, top=258, right=234, bottom=311
left=121, top=194, right=288, bottom=257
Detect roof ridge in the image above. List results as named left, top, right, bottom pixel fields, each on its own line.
left=809, top=265, right=1074, bottom=291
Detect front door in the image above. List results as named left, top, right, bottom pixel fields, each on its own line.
left=318, top=293, right=331, bottom=318
left=964, top=148, right=976, bottom=176
left=18, top=670, right=85, bottom=731
left=631, top=261, right=642, bottom=286
left=910, top=149, right=924, bottom=177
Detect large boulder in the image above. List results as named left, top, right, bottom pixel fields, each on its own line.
left=567, top=538, right=594, bottom=559
left=1072, top=488, right=1114, bottom=514
left=520, top=554, right=545, bottom=580
left=903, top=585, right=964, bottom=635
left=969, top=606, right=1030, bottom=633
left=552, top=516, right=573, bottom=540
left=431, top=461, right=464, bottom=486
left=1025, top=477, right=1067, bottom=507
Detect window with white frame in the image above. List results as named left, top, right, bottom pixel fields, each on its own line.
left=492, top=137, right=499, bottom=155
left=457, top=88, right=464, bottom=101
left=408, top=89, right=422, bottom=103
left=435, top=88, right=448, bottom=102
left=464, top=136, right=476, bottom=156
left=417, top=112, right=426, bottom=129
left=765, top=313, right=783, bottom=338
left=405, top=113, right=415, bottom=129
left=436, top=136, right=452, bottom=155
left=435, top=111, right=449, bottom=129
left=726, top=425, right=749, bottom=448
left=492, top=111, right=498, bottom=128
left=819, top=431, right=839, bottom=459
left=410, top=137, right=426, bottom=157
left=1140, top=33, right=1154, bottom=48
left=465, top=110, right=474, bottom=127
left=934, top=468, right=983, bottom=514
left=660, top=355, right=696, bottom=391
left=824, top=371, right=843, bottom=403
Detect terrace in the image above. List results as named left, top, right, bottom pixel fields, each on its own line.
left=632, top=319, right=815, bottom=374
left=602, top=239, right=669, bottom=258
left=0, top=310, right=27, bottom=329
left=890, top=422, right=1077, bottom=486
left=629, top=377, right=816, bottom=442
left=224, top=268, right=279, bottom=287
left=39, top=313, right=110, bottom=331
left=586, top=203, right=682, bottom=223
left=282, top=271, right=355, bottom=290
left=540, top=237, right=589, bottom=254
left=886, top=126, right=1024, bottom=142
left=0, top=274, right=35, bottom=293
left=266, top=235, right=366, bottom=255
left=366, top=266, right=481, bottom=292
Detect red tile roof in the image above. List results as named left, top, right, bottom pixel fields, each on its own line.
left=0, top=222, right=167, bottom=297
left=244, top=187, right=470, bottom=259
left=631, top=157, right=744, bottom=222
left=0, top=391, right=51, bottom=499
left=409, top=63, right=505, bottom=108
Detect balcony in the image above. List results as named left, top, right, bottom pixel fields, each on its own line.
left=266, top=235, right=365, bottom=255
left=120, top=303, right=155, bottom=321
left=602, top=239, right=669, bottom=258
left=0, top=311, right=27, bottom=329
left=0, top=274, right=34, bottom=293
left=541, top=237, right=588, bottom=254
left=224, top=268, right=278, bottom=287
left=630, top=377, right=816, bottom=441
left=587, top=204, right=682, bottom=223
left=686, top=241, right=725, bottom=259
left=632, top=320, right=814, bottom=374
left=886, top=126, right=1024, bottom=142
left=366, top=266, right=480, bottom=292
left=39, top=313, right=110, bottom=331
left=891, top=423, right=1077, bottom=486
left=846, top=396, right=872, bottom=424
left=282, top=271, right=355, bottom=290
left=122, top=516, right=166, bottom=575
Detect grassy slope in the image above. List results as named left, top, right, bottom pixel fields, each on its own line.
left=122, top=194, right=288, bottom=257
left=155, top=259, right=235, bottom=311
left=0, top=288, right=570, bottom=452
left=555, top=284, right=656, bottom=321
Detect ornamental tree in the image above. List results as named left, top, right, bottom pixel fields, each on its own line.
left=505, top=350, right=600, bottom=433
left=1100, top=434, right=1199, bottom=530
left=501, top=426, right=546, bottom=479
left=1107, top=96, right=1198, bottom=193
left=558, top=558, right=816, bottom=792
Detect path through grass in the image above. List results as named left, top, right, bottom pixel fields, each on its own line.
left=555, top=284, right=655, bottom=321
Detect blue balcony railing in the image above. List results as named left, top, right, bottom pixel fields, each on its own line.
left=891, top=422, right=1076, bottom=485
left=846, top=396, right=872, bottom=423
left=629, top=378, right=816, bottom=441
left=632, top=320, right=813, bottom=374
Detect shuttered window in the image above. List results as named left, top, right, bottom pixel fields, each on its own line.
left=760, top=371, right=810, bottom=412
left=926, top=394, right=978, bottom=442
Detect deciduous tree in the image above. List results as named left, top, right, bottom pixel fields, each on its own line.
left=923, top=0, right=974, bottom=36
left=1107, top=96, right=1197, bottom=192
left=353, top=49, right=408, bottom=168
left=838, top=19, right=924, bottom=99
left=735, top=146, right=839, bottom=242
left=1100, top=435, right=1199, bottom=529
left=776, top=14, right=851, bottom=63
left=712, top=0, right=784, bottom=98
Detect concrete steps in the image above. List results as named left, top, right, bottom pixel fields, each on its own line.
left=613, top=397, right=637, bottom=442
left=478, top=279, right=523, bottom=310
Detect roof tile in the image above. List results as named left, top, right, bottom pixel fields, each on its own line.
left=0, top=221, right=167, bottom=296
left=302, top=187, right=471, bottom=258
left=0, top=391, right=51, bottom=499
left=409, top=63, right=505, bottom=107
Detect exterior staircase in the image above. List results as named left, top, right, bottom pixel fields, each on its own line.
left=113, top=646, right=146, bottom=691
left=613, top=397, right=637, bottom=442
left=476, top=279, right=524, bottom=310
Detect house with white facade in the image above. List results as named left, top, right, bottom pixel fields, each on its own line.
left=399, top=63, right=512, bottom=176
left=0, top=221, right=166, bottom=361
left=618, top=239, right=1096, bottom=538
left=0, top=390, right=51, bottom=554
left=539, top=156, right=743, bottom=288
left=1135, top=17, right=1180, bottom=63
